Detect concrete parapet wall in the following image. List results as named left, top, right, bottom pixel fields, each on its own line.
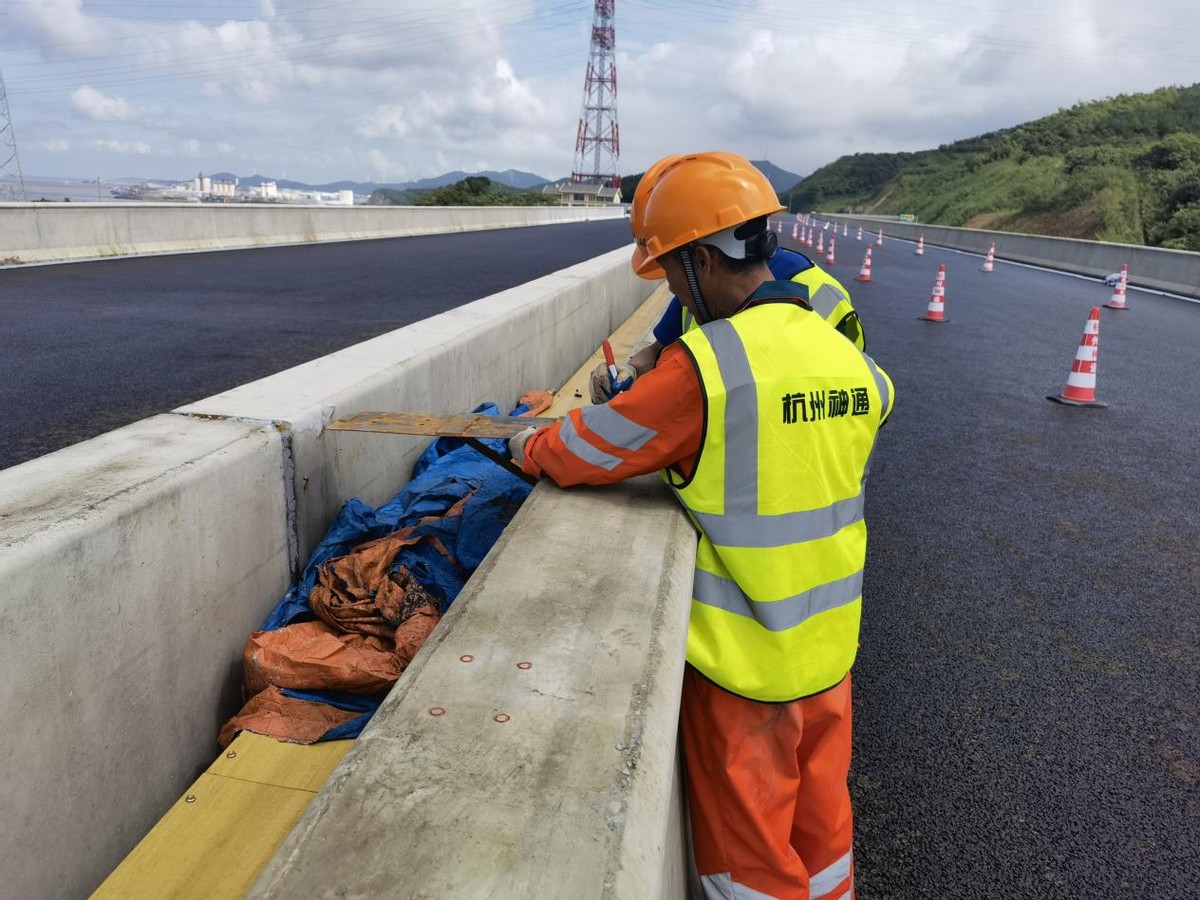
left=824, top=216, right=1200, bottom=298
left=0, top=246, right=673, bottom=897
left=250, top=476, right=696, bottom=898
left=179, top=247, right=651, bottom=564
left=0, top=416, right=292, bottom=899
left=0, top=202, right=625, bottom=265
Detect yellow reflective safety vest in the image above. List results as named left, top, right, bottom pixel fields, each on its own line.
left=681, top=258, right=864, bottom=350
left=667, top=283, right=893, bottom=702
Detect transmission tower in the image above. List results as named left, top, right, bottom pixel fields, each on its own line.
left=0, top=69, right=27, bottom=201
left=571, top=0, right=619, bottom=188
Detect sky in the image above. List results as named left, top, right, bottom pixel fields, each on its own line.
left=1, top=0, right=1197, bottom=186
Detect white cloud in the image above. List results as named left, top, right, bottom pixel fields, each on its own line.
left=71, top=86, right=134, bottom=122
left=89, top=139, right=152, bottom=155
left=3, top=0, right=1193, bottom=182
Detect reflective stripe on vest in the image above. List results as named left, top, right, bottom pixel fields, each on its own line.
left=671, top=300, right=891, bottom=701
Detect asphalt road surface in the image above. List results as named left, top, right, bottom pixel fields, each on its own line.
left=822, top=231, right=1200, bottom=898
left=0, top=219, right=633, bottom=470
left=4, top=221, right=1197, bottom=896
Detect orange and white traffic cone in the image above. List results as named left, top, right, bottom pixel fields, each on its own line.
left=876, top=229, right=884, bottom=246
left=817, top=231, right=824, bottom=254
left=1047, top=307, right=1107, bottom=407
left=777, top=220, right=783, bottom=234
left=919, top=264, right=948, bottom=322
left=856, top=226, right=863, bottom=241
left=1105, top=264, right=1130, bottom=310
left=826, top=236, right=836, bottom=265
left=843, top=224, right=848, bottom=238
left=792, top=222, right=798, bottom=240
left=915, top=234, right=925, bottom=256
left=856, top=247, right=873, bottom=282
left=807, top=228, right=814, bottom=249
left=981, top=243, right=995, bottom=273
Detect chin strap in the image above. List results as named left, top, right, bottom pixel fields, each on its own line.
left=678, top=247, right=712, bottom=326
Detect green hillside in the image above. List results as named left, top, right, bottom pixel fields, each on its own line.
left=782, top=84, right=1200, bottom=250
left=369, top=176, right=554, bottom=207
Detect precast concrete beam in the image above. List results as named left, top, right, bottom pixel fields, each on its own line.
left=0, top=415, right=292, bottom=899
left=250, top=475, right=697, bottom=899
left=178, top=247, right=654, bottom=567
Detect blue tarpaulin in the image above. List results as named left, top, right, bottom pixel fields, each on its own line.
left=234, top=401, right=536, bottom=742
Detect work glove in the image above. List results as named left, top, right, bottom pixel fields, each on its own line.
left=508, top=425, right=538, bottom=466
left=588, top=361, right=637, bottom=405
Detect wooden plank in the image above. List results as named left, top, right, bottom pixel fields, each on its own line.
left=93, top=734, right=352, bottom=899
left=328, top=411, right=558, bottom=439
left=93, top=774, right=320, bottom=900
left=206, top=732, right=353, bottom=793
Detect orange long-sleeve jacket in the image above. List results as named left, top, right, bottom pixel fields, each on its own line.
left=520, top=341, right=703, bottom=485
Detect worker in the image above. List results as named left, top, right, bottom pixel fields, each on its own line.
left=591, top=157, right=863, bottom=404
left=511, top=152, right=894, bottom=899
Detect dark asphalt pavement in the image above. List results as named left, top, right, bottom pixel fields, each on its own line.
left=0, top=219, right=633, bottom=470
left=817, top=232, right=1200, bottom=898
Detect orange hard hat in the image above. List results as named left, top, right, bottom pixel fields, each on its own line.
left=633, top=152, right=785, bottom=279
left=628, top=154, right=682, bottom=279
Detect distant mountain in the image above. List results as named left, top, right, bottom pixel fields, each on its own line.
left=748, top=160, right=805, bottom=194
left=407, top=169, right=548, bottom=190
left=618, top=159, right=804, bottom=205
left=200, top=169, right=550, bottom=194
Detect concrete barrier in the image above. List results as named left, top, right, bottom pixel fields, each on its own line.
left=177, top=247, right=653, bottom=564
left=0, top=246, right=679, bottom=897
left=0, top=416, right=292, bottom=899
left=250, top=476, right=696, bottom=898
left=0, top=203, right=626, bottom=266
left=821, top=216, right=1200, bottom=299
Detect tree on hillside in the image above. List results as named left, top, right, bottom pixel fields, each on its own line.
left=413, top=176, right=554, bottom=207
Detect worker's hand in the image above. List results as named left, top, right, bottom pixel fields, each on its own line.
left=508, top=425, right=538, bottom=466
left=588, top=362, right=637, bottom=404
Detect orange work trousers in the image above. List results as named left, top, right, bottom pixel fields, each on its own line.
left=681, top=666, right=855, bottom=900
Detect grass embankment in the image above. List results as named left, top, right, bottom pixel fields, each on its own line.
left=782, top=84, right=1200, bottom=249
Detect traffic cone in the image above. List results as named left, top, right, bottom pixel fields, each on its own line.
left=792, top=222, right=798, bottom=240
left=806, top=228, right=814, bottom=249
left=777, top=220, right=783, bottom=234
left=1105, top=264, right=1129, bottom=310
left=876, top=229, right=884, bottom=246
left=919, top=264, right=948, bottom=322
left=856, top=247, right=873, bottom=282
left=826, top=235, right=836, bottom=265
left=856, top=226, right=863, bottom=241
left=817, top=231, right=824, bottom=254
left=981, top=243, right=995, bottom=273
left=843, top=224, right=848, bottom=238
left=915, top=234, right=925, bottom=256
left=1047, top=307, right=1107, bottom=407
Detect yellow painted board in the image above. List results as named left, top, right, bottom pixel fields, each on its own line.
left=94, top=734, right=351, bottom=899
left=545, top=283, right=671, bottom=417
left=207, top=732, right=353, bottom=793
left=93, top=773, right=318, bottom=900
